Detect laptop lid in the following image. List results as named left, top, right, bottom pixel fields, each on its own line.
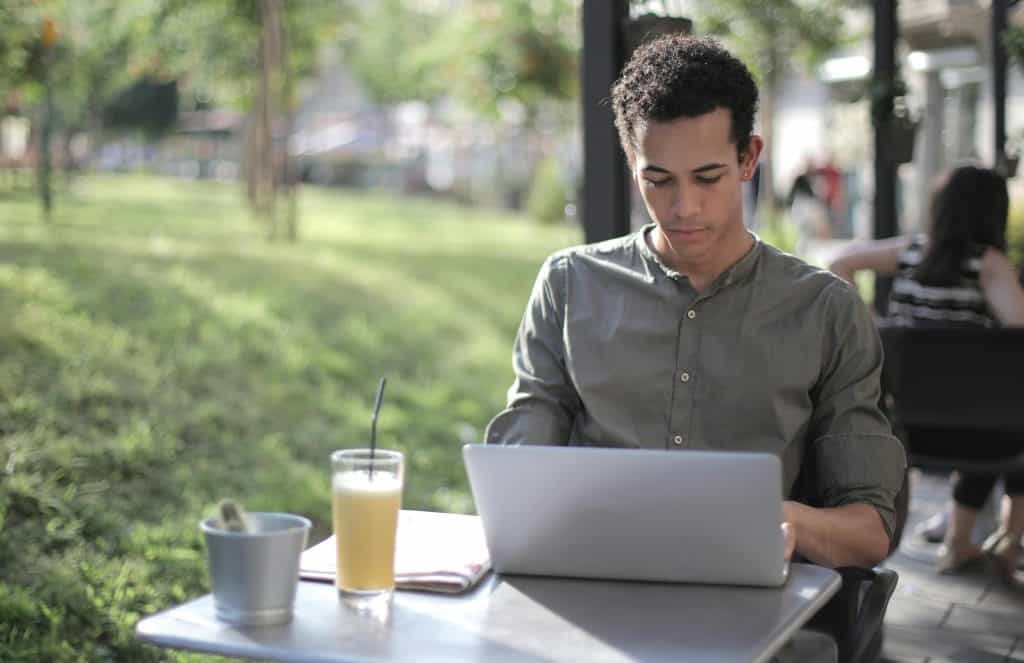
left=463, top=444, right=788, bottom=587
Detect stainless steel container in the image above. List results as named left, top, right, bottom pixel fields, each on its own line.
left=200, top=512, right=311, bottom=626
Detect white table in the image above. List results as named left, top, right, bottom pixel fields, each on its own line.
left=136, top=564, right=840, bottom=663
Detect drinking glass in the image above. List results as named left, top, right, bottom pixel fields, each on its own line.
left=331, top=449, right=404, bottom=606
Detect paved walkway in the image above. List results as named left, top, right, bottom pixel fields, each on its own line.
left=882, top=469, right=1024, bottom=662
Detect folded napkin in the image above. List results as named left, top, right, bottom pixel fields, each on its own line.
left=299, top=510, right=491, bottom=594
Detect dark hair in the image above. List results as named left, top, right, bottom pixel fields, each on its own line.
left=915, top=166, right=1009, bottom=286
left=611, top=35, right=759, bottom=164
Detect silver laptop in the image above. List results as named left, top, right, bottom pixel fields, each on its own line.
left=463, top=444, right=789, bottom=587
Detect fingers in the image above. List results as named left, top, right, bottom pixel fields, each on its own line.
left=781, top=522, right=796, bottom=561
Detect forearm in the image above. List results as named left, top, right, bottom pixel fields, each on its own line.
left=827, top=237, right=907, bottom=287
left=783, top=501, right=890, bottom=568
left=827, top=257, right=857, bottom=285
left=980, top=249, right=1024, bottom=326
left=985, top=280, right=1024, bottom=326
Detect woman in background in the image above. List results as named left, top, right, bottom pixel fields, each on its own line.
left=829, top=165, right=1024, bottom=583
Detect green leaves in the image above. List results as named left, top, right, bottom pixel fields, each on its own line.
left=693, top=0, right=850, bottom=81
left=343, top=0, right=578, bottom=121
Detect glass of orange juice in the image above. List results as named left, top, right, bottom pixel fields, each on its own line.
left=330, top=449, right=404, bottom=605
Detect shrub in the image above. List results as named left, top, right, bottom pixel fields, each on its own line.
left=525, top=157, right=570, bottom=225
left=757, top=210, right=799, bottom=255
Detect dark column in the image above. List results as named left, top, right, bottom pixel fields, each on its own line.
left=873, top=0, right=899, bottom=315
left=581, top=0, right=630, bottom=243
left=993, top=0, right=1009, bottom=172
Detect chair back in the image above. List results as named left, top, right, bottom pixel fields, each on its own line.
left=879, top=325, right=1024, bottom=431
left=879, top=325, right=1024, bottom=473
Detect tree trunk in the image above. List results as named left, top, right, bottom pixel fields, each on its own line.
left=262, top=0, right=297, bottom=242
left=37, top=50, right=55, bottom=222
left=256, top=0, right=278, bottom=240
left=243, top=109, right=259, bottom=212
left=278, top=3, right=299, bottom=242
left=62, top=129, right=76, bottom=189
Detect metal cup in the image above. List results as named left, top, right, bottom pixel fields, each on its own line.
left=200, top=512, right=311, bottom=626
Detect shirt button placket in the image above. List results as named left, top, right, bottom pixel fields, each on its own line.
left=674, top=304, right=696, bottom=451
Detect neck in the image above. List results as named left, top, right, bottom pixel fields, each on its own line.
left=651, top=226, right=755, bottom=292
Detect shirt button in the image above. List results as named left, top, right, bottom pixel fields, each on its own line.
left=673, top=435, right=684, bottom=446
left=687, top=310, right=696, bottom=319
left=680, top=372, right=690, bottom=383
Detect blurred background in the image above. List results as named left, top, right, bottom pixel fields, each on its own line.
left=2, top=1, right=1024, bottom=660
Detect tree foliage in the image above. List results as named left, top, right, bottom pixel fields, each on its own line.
left=140, top=0, right=341, bottom=110
left=1005, top=25, right=1024, bottom=71
left=341, top=0, right=446, bottom=104
left=693, top=0, right=851, bottom=85
left=0, top=0, right=342, bottom=126
left=0, top=0, right=38, bottom=97
left=343, top=0, right=579, bottom=121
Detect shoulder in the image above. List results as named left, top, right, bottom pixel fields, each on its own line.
left=759, top=242, right=870, bottom=320
left=548, top=232, right=640, bottom=263
left=759, top=242, right=846, bottom=295
left=542, top=230, right=649, bottom=278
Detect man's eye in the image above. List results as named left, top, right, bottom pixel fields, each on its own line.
left=645, top=179, right=670, bottom=187
left=696, top=175, right=723, bottom=185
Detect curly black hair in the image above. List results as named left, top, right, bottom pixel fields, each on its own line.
left=611, top=35, right=759, bottom=164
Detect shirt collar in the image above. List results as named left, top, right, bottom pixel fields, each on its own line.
left=636, top=224, right=762, bottom=290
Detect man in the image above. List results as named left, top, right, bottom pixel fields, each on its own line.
left=485, top=35, right=906, bottom=569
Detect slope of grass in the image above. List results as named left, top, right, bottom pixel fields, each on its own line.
left=0, top=175, right=579, bottom=661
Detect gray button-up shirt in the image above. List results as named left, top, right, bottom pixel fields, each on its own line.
left=485, top=226, right=907, bottom=536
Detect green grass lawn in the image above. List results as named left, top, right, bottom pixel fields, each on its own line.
left=0, top=175, right=580, bottom=661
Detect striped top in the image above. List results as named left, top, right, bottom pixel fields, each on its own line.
left=887, top=235, right=996, bottom=328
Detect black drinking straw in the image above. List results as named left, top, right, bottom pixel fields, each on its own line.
left=369, top=377, right=386, bottom=480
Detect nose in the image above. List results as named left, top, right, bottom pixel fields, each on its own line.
left=670, top=182, right=701, bottom=220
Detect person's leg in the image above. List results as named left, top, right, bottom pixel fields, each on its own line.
left=916, top=471, right=957, bottom=543
left=983, top=472, right=1024, bottom=581
left=944, top=504, right=981, bottom=552
left=938, top=473, right=996, bottom=573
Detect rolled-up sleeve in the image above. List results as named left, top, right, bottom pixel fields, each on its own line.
left=807, top=281, right=907, bottom=537
left=484, top=255, right=581, bottom=446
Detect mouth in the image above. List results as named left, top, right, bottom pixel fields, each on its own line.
left=664, top=227, right=707, bottom=241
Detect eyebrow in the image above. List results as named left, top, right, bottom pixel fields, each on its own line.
left=642, top=163, right=728, bottom=175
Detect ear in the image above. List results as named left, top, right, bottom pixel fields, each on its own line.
left=739, top=135, right=764, bottom=181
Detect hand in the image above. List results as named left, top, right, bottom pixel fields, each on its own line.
left=781, top=521, right=796, bottom=561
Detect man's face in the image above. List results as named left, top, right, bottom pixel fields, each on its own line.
left=632, top=108, right=761, bottom=272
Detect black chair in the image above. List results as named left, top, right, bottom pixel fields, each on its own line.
left=807, top=326, right=1024, bottom=663
left=805, top=565, right=899, bottom=663
left=792, top=459, right=908, bottom=663
left=878, top=325, right=1024, bottom=473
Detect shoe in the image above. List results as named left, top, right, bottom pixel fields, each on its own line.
left=981, top=531, right=1022, bottom=586
left=916, top=511, right=948, bottom=544
left=935, top=544, right=986, bottom=575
